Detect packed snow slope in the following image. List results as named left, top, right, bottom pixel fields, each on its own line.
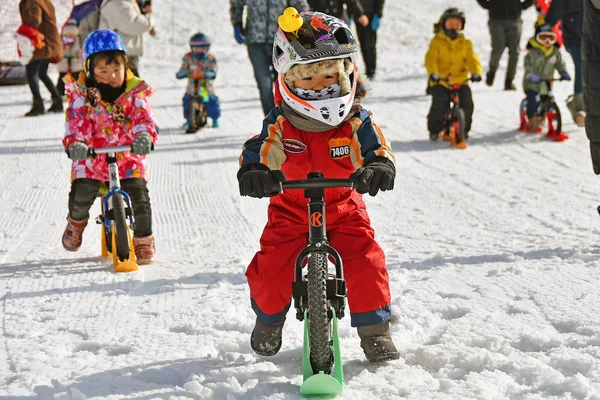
left=1, top=0, right=599, bottom=398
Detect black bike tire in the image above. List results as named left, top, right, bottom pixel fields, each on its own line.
left=112, top=193, right=130, bottom=261
left=455, top=108, right=466, bottom=142
left=189, top=97, right=201, bottom=131
left=101, top=198, right=113, bottom=253
left=307, top=251, right=333, bottom=373
left=103, top=224, right=112, bottom=253
left=520, top=99, right=528, bottom=121
left=549, top=101, right=562, bottom=134
left=199, top=106, right=208, bottom=128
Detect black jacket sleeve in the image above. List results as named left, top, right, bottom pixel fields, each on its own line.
left=583, top=0, right=600, bottom=148
left=476, top=0, right=490, bottom=10
left=545, top=0, right=566, bottom=26
left=375, top=0, right=385, bottom=17
left=522, top=0, right=534, bottom=10
left=345, top=0, right=364, bottom=17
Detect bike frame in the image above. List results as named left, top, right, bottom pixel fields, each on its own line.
left=537, top=79, right=556, bottom=114
left=191, top=78, right=209, bottom=103
left=91, top=146, right=135, bottom=230
left=286, top=173, right=352, bottom=322
left=446, top=78, right=471, bottom=120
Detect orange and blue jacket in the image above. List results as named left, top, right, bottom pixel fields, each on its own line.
left=238, top=87, right=394, bottom=207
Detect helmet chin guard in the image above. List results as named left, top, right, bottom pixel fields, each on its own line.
left=278, top=60, right=358, bottom=126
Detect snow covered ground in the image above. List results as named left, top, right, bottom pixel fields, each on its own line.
left=1, top=0, right=600, bottom=398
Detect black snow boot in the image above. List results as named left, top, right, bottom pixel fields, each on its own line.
left=504, top=81, right=517, bottom=91
left=48, top=97, right=64, bottom=113
left=485, top=71, right=495, bottom=87
left=251, top=318, right=285, bottom=356
left=357, top=321, right=400, bottom=363
left=24, top=99, right=45, bottom=117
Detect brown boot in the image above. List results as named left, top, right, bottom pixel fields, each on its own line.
left=567, top=93, right=586, bottom=127
left=357, top=321, right=400, bottom=363
left=62, top=216, right=88, bottom=251
left=528, top=113, right=541, bottom=132
left=133, top=235, right=156, bottom=264
left=574, top=112, right=586, bottom=127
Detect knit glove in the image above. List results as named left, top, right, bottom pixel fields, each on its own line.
left=238, top=165, right=286, bottom=198
left=560, top=71, right=571, bottom=81
left=131, top=133, right=153, bottom=155
left=234, top=25, right=245, bottom=44
left=527, top=73, right=541, bottom=83
left=429, top=73, right=440, bottom=83
left=68, top=142, right=89, bottom=160
left=371, top=14, right=381, bottom=31
left=471, top=74, right=482, bottom=82
left=204, top=69, right=216, bottom=80
left=350, top=158, right=395, bottom=196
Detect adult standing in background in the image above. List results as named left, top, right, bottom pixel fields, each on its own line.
left=545, top=0, right=585, bottom=126
left=583, top=0, right=600, bottom=173
left=230, top=0, right=310, bottom=116
left=476, top=0, right=534, bottom=90
left=307, top=0, right=369, bottom=27
left=19, top=0, right=63, bottom=117
left=98, top=0, right=154, bottom=77
left=352, top=0, right=384, bottom=79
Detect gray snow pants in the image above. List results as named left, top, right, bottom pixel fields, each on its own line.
left=488, top=18, right=523, bottom=85
left=68, top=178, right=152, bottom=237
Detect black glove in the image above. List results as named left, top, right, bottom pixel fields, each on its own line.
left=350, top=158, right=396, bottom=196
left=429, top=73, right=440, bottom=83
left=238, top=165, right=286, bottom=198
left=471, top=74, right=482, bottom=82
left=590, top=142, right=600, bottom=175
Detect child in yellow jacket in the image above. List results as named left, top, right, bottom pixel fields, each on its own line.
left=424, top=8, right=482, bottom=141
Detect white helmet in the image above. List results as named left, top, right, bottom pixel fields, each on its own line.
left=273, top=9, right=359, bottom=126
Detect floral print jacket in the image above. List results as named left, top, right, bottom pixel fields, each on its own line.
left=62, top=70, right=158, bottom=182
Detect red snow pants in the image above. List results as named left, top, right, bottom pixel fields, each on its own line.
left=246, top=191, right=391, bottom=327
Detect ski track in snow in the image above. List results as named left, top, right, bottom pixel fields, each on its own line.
left=1, top=0, right=600, bottom=399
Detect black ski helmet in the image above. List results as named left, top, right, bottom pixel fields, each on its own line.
left=440, top=8, right=465, bottom=27
left=535, top=23, right=553, bottom=37
left=439, top=7, right=465, bottom=39
left=189, top=32, right=210, bottom=50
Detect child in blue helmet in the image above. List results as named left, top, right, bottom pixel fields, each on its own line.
left=176, top=32, right=221, bottom=133
left=61, top=29, right=158, bottom=264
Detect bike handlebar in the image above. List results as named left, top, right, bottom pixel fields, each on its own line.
left=270, top=178, right=354, bottom=193
left=89, top=144, right=155, bottom=157
left=90, top=145, right=133, bottom=156
left=541, top=77, right=569, bottom=83
left=446, top=77, right=472, bottom=86
left=279, top=178, right=354, bottom=191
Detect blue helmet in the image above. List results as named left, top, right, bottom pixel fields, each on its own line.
left=189, top=32, right=210, bottom=50
left=83, top=29, right=127, bottom=62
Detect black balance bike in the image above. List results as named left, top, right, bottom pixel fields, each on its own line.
left=273, top=172, right=352, bottom=397
left=518, top=77, right=569, bottom=142
left=438, top=77, right=473, bottom=149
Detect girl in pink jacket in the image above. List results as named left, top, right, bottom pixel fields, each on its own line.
left=61, top=30, right=158, bottom=264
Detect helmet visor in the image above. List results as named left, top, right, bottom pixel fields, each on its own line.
left=191, top=45, right=209, bottom=52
